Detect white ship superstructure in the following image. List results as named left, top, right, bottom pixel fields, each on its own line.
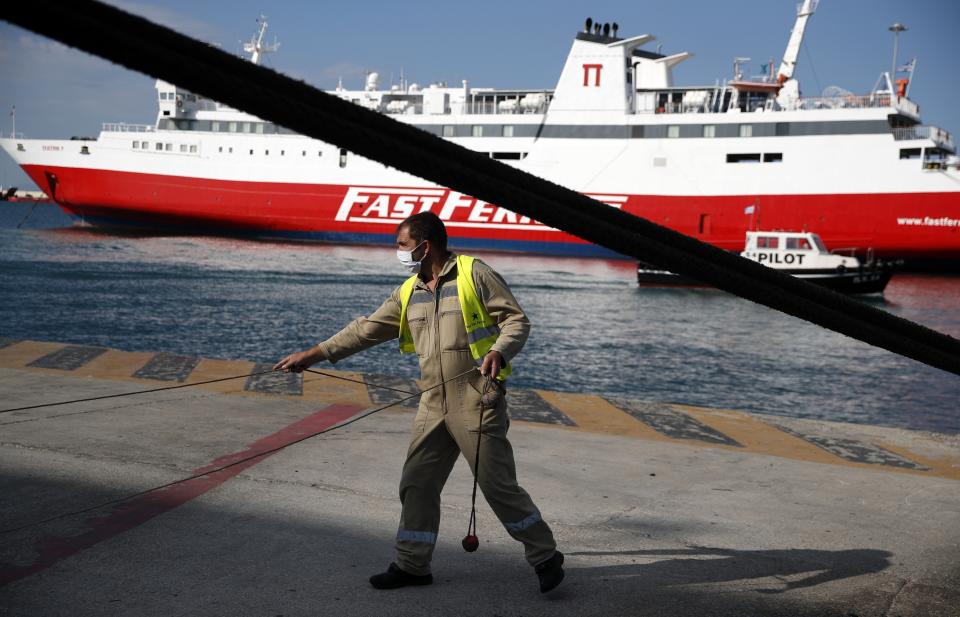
left=2, top=4, right=958, bottom=261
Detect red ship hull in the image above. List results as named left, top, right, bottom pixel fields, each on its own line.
left=24, top=164, right=960, bottom=261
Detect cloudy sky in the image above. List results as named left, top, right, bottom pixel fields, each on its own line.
left=1, top=0, right=957, bottom=190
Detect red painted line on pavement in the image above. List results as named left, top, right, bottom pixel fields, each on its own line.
left=0, top=403, right=363, bottom=587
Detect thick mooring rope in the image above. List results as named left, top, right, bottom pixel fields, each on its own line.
left=3, top=1, right=959, bottom=376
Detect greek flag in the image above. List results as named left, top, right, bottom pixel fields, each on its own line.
left=897, top=58, right=916, bottom=74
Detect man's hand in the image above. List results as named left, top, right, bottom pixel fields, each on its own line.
left=273, top=347, right=325, bottom=373
left=479, top=350, right=504, bottom=377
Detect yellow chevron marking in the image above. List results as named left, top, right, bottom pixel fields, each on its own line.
left=303, top=369, right=372, bottom=406
left=674, top=404, right=844, bottom=463
left=875, top=441, right=960, bottom=481
left=536, top=390, right=665, bottom=440
left=0, top=341, right=66, bottom=369
left=78, top=349, right=157, bottom=380
left=186, top=358, right=259, bottom=393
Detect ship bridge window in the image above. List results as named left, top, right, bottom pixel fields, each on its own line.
left=703, top=125, right=716, bottom=138
left=502, top=125, right=514, bottom=138
left=492, top=152, right=526, bottom=160
left=726, top=153, right=761, bottom=163
left=899, top=148, right=921, bottom=159
left=763, top=152, right=783, bottom=163
left=757, top=236, right=779, bottom=249
left=442, top=125, right=455, bottom=137
left=739, top=124, right=753, bottom=138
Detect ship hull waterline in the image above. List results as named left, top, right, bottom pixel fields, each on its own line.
left=23, top=164, right=960, bottom=262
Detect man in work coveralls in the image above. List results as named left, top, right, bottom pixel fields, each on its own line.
left=274, top=212, right=565, bottom=593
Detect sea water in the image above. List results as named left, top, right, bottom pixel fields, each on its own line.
left=2, top=202, right=958, bottom=434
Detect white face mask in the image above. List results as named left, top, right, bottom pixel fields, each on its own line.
left=396, top=241, right=426, bottom=273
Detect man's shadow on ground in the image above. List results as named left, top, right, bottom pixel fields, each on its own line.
left=567, top=546, right=893, bottom=593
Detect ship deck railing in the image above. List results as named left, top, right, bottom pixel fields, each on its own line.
left=635, top=91, right=919, bottom=116
left=102, top=123, right=156, bottom=133
left=892, top=125, right=954, bottom=150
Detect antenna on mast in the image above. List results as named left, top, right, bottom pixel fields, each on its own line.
left=243, top=15, right=279, bottom=65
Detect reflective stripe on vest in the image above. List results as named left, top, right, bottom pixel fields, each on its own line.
left=398, top=254, right=512, bottom=381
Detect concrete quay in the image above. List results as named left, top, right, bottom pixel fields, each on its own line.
left=0, top=339, right=958, bottom=616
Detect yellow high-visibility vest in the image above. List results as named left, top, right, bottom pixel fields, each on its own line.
left=398, top=255, right=512, bottom=381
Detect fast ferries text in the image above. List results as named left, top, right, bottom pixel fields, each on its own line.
left=335, top=186, right=626, bottom=231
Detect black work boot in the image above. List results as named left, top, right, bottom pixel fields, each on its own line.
left=369, top=562, right=433, bottom=590
left=535, top=551, right=565, bottom=593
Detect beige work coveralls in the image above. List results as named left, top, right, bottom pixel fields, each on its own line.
left=317, top=254, right=557, bottom=575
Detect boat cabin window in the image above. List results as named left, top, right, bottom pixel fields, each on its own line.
left=727, top=153, right=761, bottom=163
left=756, top=236, right=779, bottom=249
left=811, top=235, right=828, bottom=252
left=785, top=237, right=812, bottom=250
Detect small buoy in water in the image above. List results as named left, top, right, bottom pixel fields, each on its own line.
left=462, top=534, right=479, bottom=552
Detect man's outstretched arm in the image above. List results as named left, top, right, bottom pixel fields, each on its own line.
left=274, top=289, right=403, bottom=372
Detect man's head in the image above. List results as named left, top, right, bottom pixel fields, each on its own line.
left=397, top=211, right=447, bottom=252
left=396, top=212, right=449, bottom=275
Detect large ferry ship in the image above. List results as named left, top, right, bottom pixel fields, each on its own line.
left=2, top=1, right=958, bottom=262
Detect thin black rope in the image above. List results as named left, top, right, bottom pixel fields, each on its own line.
left=306, top=368, right=414, bottom=395
left=0, top=367, right=474, bottom=536
left=0, top=369, right=274, bottom=414
left=0, top=373, right=330, bottom=427
left=467, top=379, right=492, bottom=541
left=0, top=367, right=419, bottom=416
left=3, top=1, right=959, bottom=377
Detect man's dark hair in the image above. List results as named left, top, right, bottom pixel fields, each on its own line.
left=398, top=211, right=448, bottom=251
